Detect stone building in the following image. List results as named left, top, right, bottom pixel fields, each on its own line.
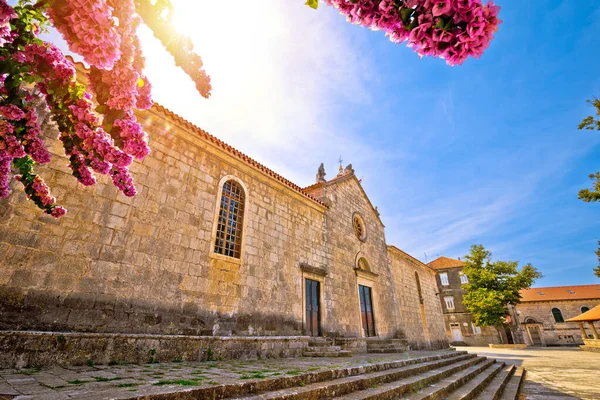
left=515, top=285, right=600, bottom=346
left=429, top=257, right=502, bottom=346
left=0, top=76, right=448, bottom=360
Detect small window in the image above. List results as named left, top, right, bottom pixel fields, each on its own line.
left=214, top=180, right=245, bottom=258
left=440, top=273, right=449, bottom=286
left=552, top=307, right=564, bottom=323
left=472, top=324, right=481, bottom=335
left=581, top=306, right=590, bottom=314
left=444, top=296, right=455, bottom=310
left=460, top=273, right=468, bottom=284
left=415, top=272, right=423, bottom=304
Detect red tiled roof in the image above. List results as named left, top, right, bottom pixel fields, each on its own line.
left=520, top=284, right=600, bottom=302
left=427, top=256, right=465, bottom=270
left=68, top=57, right=326, bottom=208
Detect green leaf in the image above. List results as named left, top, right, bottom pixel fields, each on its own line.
left=435, top=17, right=445, bottom=29
left=305, top=0, right=318, bottom=9
left=400, top=7, right=413, bottom=24
left=444, top=18, right=454, bottom=31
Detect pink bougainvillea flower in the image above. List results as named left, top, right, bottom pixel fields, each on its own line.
left=432, top=1, right=452, bottom=17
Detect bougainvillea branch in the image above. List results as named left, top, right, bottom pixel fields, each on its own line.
left=0, top=0, right=212, bottom=217
left=317, top=0, right=502, bottom=66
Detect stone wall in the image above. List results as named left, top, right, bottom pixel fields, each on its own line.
left=388, top=248, right=447, bottom=349
left=0, top=331, right=308, bottom=369
left=0, top=100, right=446, bottom=352
left=516, top=300, right=600, bottom=346
left=0, top=106, right=327, bottom=336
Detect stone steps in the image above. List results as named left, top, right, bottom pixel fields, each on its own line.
left=475, top=364, right=516, bottom=400
left=336, top=357, right=491, bottom=400
left=366, top=339, right=408, bottom=354
left=119, top=351, right=526, bottom=400
left=303, top=338, right=351, bottom=357
left=446, top=361, right=505, bottom=400
left=231, top=353, right=475, bottom=400
left=499, top=367, right=525, bottom=400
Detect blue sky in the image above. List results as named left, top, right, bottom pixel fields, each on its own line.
left=47, top=1, right=600, bottom=286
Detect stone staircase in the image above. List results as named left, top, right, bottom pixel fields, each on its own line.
left=303, top=337, right=352, bottom=357
left=227, top=351, right=525, bottom=400
left=366, top=338, right=408, bottom=353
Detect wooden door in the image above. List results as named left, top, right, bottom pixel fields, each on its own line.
left=305, top=279, right=321, bottom=336
left=359, top=285, right=376, bottom=337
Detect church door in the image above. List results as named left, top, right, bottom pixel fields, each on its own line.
left=305, top=279, right=321, bottom=336
left=359, top=285, right=376, bottom=337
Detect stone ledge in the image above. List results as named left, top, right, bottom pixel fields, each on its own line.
left=0, top=331, right=311, bottom=369
left=488, top=344, right=528, bottom=349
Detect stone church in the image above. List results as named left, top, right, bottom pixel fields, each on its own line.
left=0, top=71, right=447, bottom=362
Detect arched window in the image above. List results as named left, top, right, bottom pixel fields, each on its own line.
left=551, top=308, right=564, bottom=323
left=214, top=180, right=245, bottom=258
left=415, top=272, right=423, bottom=304
left=357, top=257, right=371, bottom=272
left=581, top=306, right=590, bottom=314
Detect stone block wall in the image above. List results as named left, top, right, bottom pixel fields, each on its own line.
left=0, top=106, right=327, bottom=336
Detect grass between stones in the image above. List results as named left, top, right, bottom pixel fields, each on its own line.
left=94, top=376, right=122, bottom=382
left=116, top=383, right=140, bottom=388
left=153, top=379, right=204, bottom=386
left=67, top=379, right=91, bottom=385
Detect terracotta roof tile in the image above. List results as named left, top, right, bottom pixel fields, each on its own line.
left=520, top=284, right=600, bottom=302
left=428, top=256, right=465, bottom=270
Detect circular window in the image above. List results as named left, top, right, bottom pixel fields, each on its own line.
left=353, top=213, right=366, bottom=242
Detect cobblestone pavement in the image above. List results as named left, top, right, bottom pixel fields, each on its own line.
left=0, top=350, right=450, bottom=400
left=455, top=346, right=600, bottom=400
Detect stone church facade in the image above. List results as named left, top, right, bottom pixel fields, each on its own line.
left=0, top=96, right=447, bottom=351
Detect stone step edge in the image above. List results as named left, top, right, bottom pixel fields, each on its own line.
left=499, top=367, right=525, bottom=400
left=121, top=351, right=471, bottom=400
left=305, top=346, right=341, bottom=352
left=475, top=364, right=515, bottom=400
left=234, top=354, right=482, bottom=400
left=446, top=361, right=505, bottom=400
left=330, top=355, right=487, bottom=400
left=412, top=358, right=497, bottom=400
left=302, top=351, right=353, bottom=357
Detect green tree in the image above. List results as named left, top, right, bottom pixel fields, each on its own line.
left=578, top=98, right=600, bottom=278
left=462, top=245, right=542, bottom=342
left=578, top=97, right=600, bottom=202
